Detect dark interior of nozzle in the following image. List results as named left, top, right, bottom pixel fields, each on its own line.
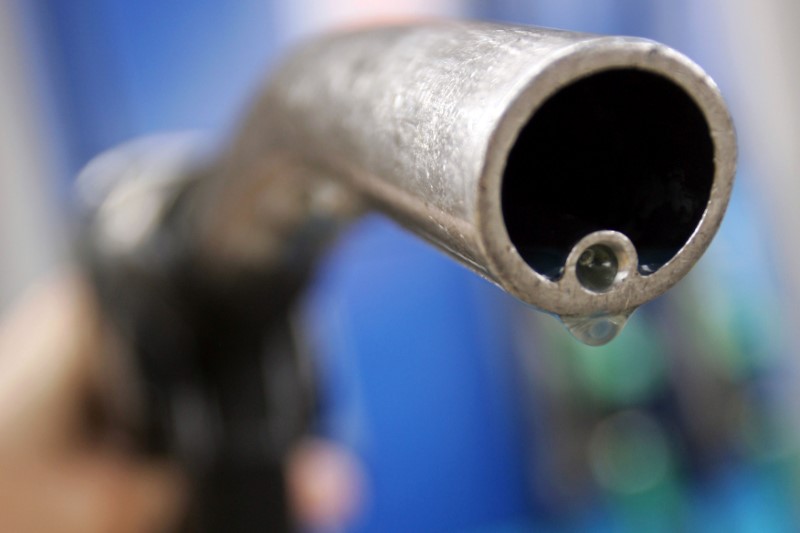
left=502, top=69, right=714, bottom=279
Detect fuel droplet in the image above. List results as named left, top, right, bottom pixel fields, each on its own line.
left=576, top=244, right=618, bottom=292
left=559, top=312, right=633, bottom=346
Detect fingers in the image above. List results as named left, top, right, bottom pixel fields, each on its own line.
left=0, top=274, right=101, bottom=455
left=52, top=454, right=185, bottom=533
left=0, top=453, right=186, bottom=533
left=287, top=438, right=365, bottom=530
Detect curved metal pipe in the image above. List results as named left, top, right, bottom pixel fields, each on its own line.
left=187, top=21, right=735, bottom=332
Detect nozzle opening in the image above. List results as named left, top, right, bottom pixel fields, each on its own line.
left=501, top=68, right=714, bottom=280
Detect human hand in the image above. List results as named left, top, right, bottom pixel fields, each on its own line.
left=0, top=275, right=185, bottom=533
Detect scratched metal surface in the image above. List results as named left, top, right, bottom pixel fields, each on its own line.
left=237, top=22, right=592, bottom=274
left=202, top=20, right=735, bottom=318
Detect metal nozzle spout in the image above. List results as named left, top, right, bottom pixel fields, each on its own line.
left=81, top=21, right=736, bottom=340
left=184, top=21, right=735, bottom=322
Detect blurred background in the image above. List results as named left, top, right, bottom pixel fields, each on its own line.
left=2, top=0, right=800, bottom=531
